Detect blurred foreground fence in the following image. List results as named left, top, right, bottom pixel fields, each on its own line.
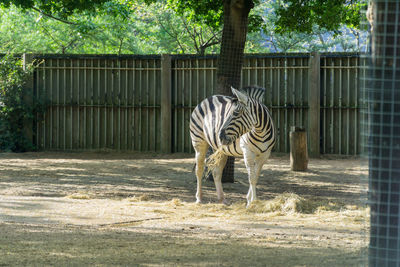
left=25, top=53, right=365, bottom=155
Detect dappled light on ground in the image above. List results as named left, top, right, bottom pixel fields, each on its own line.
left=0, top=152, right=368, bottom=266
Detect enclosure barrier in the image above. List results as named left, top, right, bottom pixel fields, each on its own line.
left=23, top=52, right=365, bottom=155
left=362, top=1, right=400, bottom=265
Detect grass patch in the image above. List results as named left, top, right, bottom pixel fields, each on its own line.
left=66, top=192, right=92, bottom=200
left=127, top=194, right=152, bottom=202
left=241, top=193, right=364, bottom=216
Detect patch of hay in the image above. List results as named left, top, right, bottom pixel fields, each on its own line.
left=315, top=202, right=342, bottom=213
left=169, top=198, right=183, bottom=207
left=246, top=193, right=317, bottom=214
left=66, top=192, right=92, bottom=200
left=127, top=194, right=152, bottom=202
left=138, top=194, right=152, bottom=201
left=205, top=148, right=225, bottom=176
left=242, top=193, right=368, bottom=220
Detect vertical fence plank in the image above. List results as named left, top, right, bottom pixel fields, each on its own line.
left=339, top=57, right=342, bottom=155
left=133, top=59, right=137, bottom=150
left=56, top=58, right=60, bottom=149
left=22, top=54, right=34, bottom=147
left=161, top=55, right=172, bottom=153
left=330, top=59, right=334, bottom=154
left=322, top=57, right=327, bottom=154
left=114, top=59, right=119, bottom=150
left=97, top=59, right=101, bottom=149
left=355, top=57, right=360, bottom=155
left=345, top=57, right=351, bottom=155
left=309, top=52, right=320, bottom=157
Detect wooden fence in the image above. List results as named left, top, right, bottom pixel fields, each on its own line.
left=28, top=53, right=365, bottom=155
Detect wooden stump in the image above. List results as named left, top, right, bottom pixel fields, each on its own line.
left=290, top=126, right=308, bottom=171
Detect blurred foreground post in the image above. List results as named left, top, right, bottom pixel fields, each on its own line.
left=366, top=1, right=400, bottom=266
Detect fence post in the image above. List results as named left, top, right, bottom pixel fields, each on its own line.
left=22, top=53, right=34, bottom=148
left=161, top=54, right=172, bottom=153
left=308, top=52, right=320, bottom=157
left=290, top=126, right=308, bottom=171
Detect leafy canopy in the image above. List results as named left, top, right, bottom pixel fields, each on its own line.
left=1, top=0, right=365, bottom=34
left=1, top=0, right=107, bottom=17
left=274, top=0, right=367, bottom=34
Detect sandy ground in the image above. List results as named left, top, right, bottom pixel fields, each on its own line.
left=0, top=152, right=369, bottom=266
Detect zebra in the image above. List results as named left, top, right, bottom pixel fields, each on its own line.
left=190, top=86, right=276, bottom=207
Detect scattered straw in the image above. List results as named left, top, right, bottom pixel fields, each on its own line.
left=205, top=148, right=226, bottom=177
left=127, top=194, right=152, bottom=202
left=246, top=193, right=319, bottom=214
left=169, top=198, right=184, bottom=207
left=138, top=194, right=152, bottom=201
left=66, top=192, right=92, bottom=200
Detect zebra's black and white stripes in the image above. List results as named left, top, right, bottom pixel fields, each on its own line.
left=190, top=86, right=276, bottom=206
left=239, top=85, right=266, bottom=103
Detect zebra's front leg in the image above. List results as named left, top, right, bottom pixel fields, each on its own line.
left=211, top=154, right=229, bottom=204
left=194, top=143, right=209, bottom=204
left=243, top=152, right=263, bottom=207
left=246, top=163, right=263, bottom=207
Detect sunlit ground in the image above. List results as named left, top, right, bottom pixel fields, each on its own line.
left=0, top=152, right=368, bottom=266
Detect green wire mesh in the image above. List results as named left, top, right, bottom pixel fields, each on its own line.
left=362, top=1, right=400, bottom=265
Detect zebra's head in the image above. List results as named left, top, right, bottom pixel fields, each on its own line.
left=219, top=87, right=257, bottom=146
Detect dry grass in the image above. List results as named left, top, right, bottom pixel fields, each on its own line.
left=66, top=192, right=92, bottom=200
left=205, top=148, right=226, bottom=176
left=127, top=193, right=152, bottom=202
left=0, top=152, right=369, bottom=266
left=244, top=193, right=315, bottom=214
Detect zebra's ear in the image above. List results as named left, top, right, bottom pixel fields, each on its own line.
left=231, top=86, right=248, bottom=104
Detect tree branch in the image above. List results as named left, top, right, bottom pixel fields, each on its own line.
left=118, top=37, right=124, bottom=55
left=181, top=16, right=200, bottom=53
left=39, top=24, right=62, bottom=51
left=32, top=6, right=78, bottom=25
left=156, top=16, right=186, bottom=53
left=202, top=29, right=222, bottom=48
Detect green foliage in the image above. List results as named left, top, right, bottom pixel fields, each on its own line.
left=275, top=0, right=367, bottom=34
left=0, top=0, right=366, bottom=54
left=247, top=0, right=366, bottom=53
left=0, top=0, right=109, bottom=18
left=0, top=55, right=44, bottom=152
left=0, top=2, right=223, bottom=55
left=166, top=0, right=223, bottom=30
left=166, top=0, right=262, bottom=33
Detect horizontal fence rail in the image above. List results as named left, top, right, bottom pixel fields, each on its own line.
left=26, top=53, right=365, bottom=155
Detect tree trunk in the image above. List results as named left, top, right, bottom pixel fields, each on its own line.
left=367, top=1, right=400, bottom=266
left=216, top=0, right=253, bottom=93
left=214, top=0, right=253, bottom=183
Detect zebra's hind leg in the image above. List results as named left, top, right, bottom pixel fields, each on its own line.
left=193, top=142, right=209, bottom=204
left=211, top=154, right=229, bottom=204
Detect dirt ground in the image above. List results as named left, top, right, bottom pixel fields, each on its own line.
left=0, top=152, right=369, bottom=266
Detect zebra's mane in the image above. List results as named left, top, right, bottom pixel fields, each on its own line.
left=238, top=86, right=265, bottom=103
